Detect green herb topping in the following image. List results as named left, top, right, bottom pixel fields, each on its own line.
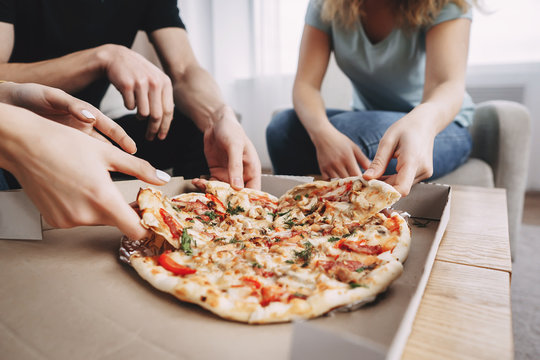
left=292, top=292, right=308, bottom=299
left=278, top=209, right=291, bottom=217
left=328, top=236, right=341, bottom=242
left=349, top=282, right=369, bottom=289
left=227, top=202, right=245, bottom=215
left=204, top=211, right=218, bottom=220
left=229, top=237, right=241, bottom=244
left=181, top=228, right=193, bottom=256
left=294, top=242, right=314, bottom=267
left=284, top=219, right=296, bottom=229
left=294, top=195, right=302, bottom=201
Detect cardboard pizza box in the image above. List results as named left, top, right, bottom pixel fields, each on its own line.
left=0, top=175, right=450, bottom=360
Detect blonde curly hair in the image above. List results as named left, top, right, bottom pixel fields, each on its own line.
left=320, top=0, right=472, bottom=29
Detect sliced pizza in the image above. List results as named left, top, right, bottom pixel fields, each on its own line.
left=124, top=177, right=409, bottom=323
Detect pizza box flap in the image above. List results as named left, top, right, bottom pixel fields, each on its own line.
left=0, top=189, right=42, bottom=240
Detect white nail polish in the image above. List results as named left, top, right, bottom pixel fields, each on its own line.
left=156, top=169, right=171, bottom=182
left=81, top=109, right=96, bottom=119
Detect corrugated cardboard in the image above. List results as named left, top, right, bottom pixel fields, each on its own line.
left=0, top=177, right=450, bottom=360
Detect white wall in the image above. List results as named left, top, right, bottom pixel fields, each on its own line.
left=102, top=0, right=540, bottom=189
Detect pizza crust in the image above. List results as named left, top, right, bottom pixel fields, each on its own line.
left=125, top=178, right=410, bottom=324
left=131, top=253, right=403, bottom=324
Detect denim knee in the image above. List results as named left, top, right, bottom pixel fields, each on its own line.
left=265, top=109, right=319, bottom=175
left=267, top=110, right=295, bottom=148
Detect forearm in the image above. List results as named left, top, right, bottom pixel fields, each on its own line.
left=0, top=45, right=112, bottom=94
left=414, top=79, right=465, bottom=134
left=292, top=82, right=333, bottom=144
left=0, top=103, right=36, bottom=171
left=171, top=64, right=227, bottom=132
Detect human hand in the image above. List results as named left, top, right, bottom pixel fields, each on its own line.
left=363, top=113, right=436, bottom=196
left=0, top=105, right=170, bottom=239
left=100, top=44, right=174, bottom=141
left=312, top=126, right=371, bottom=180
left=203, top=106, right=261, bottom=190
left=0, top=82, right=136, bottom=154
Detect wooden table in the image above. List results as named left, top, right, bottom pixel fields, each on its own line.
left=403, top=186, right=514, bottom=359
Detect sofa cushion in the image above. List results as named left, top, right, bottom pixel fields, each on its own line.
left=430, top=158, right=495, bottom=187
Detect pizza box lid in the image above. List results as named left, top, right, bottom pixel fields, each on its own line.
left=0, top=175, right=450, bottom=360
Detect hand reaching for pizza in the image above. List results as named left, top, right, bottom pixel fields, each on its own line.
left=363, top=112, right=436, bottom=196
left=0, top=81, right=137, bottom=154
left=0, top=104, right=170, bottom=239
left=101, top=44, right=174, bottom=141
left=203, top=106, right=262, bottom=190
left=312, top=126, right=371, bottom=180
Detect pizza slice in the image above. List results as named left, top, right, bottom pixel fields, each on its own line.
left=275, top=176, right=401, bottom=230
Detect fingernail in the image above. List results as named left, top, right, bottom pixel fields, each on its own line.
left=364, top=169, right=374, bottom=177
left=156, top=170, right=171, bottom=182
left=231, top=177, right=243, bottom=188
left=81, top=109, right=95, bottom=119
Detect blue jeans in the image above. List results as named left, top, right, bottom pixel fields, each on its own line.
left=266, top=109, right=472, bottom=179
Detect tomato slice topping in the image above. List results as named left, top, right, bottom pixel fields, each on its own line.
left=158, top=251, right=196, bottom=276
left=386, top=215, right=401, bottom=233
left=205, top=193, right=226, bottom=211
left=241, top=276, right=262, bottom=289
left=335, top=239, right=383, bottom=255
left=159, top=208, right=182, bottom=239
left=260, top=286, right=284, bottom=307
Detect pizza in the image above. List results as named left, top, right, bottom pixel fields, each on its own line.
left=120, top=176, right=410, bottom=324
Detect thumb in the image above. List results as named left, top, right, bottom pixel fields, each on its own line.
left=106, top=146, right=171, bottom=185
left=363, top=140, right=395, bottom=179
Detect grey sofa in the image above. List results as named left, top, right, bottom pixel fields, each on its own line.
left=435, top=100, right=531, bottom=258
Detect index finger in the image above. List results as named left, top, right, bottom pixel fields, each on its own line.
left=104, top=191, right=150, bottom=240
left=226, top=143, right=245, bottom=190
left=92, top=111, right=137, bottom=154
left=65, top=97, right=137, bottom=154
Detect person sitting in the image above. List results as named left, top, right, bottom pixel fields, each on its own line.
left=266, top=0, right=475, bottom=195
left=0, top=0, right=261, bottom=190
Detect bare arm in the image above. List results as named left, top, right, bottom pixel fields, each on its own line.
left=0, top=21, right=174, bottom=141
left=149, top=27, right=261, bottom=190
left=293, top=25, right=332, bottom=140
left=149, top=27, right=227, bottom=131
left=293, top=25, right=370, bottom=179
left=0, top=22, right=107, bottom=93
left=364, top=18, right=472, bottom=195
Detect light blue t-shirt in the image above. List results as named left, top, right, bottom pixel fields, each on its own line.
left=306, top=0, right=475, bottom=127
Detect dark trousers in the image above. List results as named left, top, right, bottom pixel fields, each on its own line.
left=114, top=109, right=209, bottom=178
